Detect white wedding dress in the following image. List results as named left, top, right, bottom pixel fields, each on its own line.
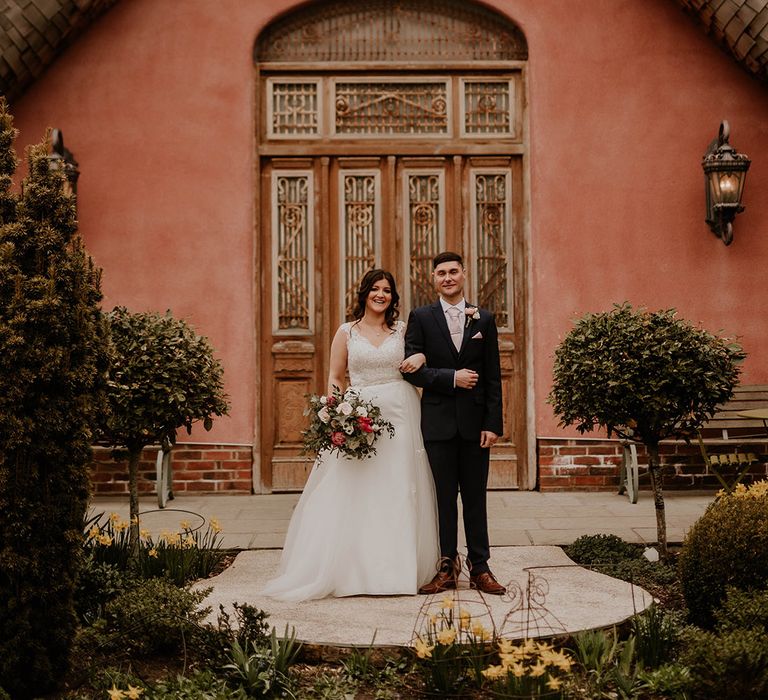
left=262, top=320, right=440, bottom=601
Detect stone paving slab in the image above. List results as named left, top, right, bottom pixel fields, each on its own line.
left=194, top=547, right=653, bottom=647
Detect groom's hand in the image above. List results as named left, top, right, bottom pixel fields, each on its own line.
left=455, top=368, right=478, bottom=389
left=480, top=431, right=499, bottom=449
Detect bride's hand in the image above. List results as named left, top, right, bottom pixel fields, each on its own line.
left=400, top=352, right=426, bottom=373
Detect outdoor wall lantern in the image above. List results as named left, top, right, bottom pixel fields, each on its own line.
left=701, top=120, right=750, bottom=246
left=45, top=128, right=80, bottom=197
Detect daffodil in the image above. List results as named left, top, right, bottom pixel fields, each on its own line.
left=459, top=608, right=471, bottom=629
left=546, top=675, right=563, bottom=691
left=109, top=513, right=121, bottom=522
left=471, top=621, right=491, bottom=640
left=140, top=529, right=150, bottom=539
left=113, top=521, right=128, bottom=532
left=98, top=534, right=113, bottom=546
left=209, top=518, right=222, bottom=533
left=498, top=638, right=515, bottom=655
left=553, top=651, right=573, bottom=672
left=414, top=638, right=434, bottom=659
left=440, top=594, right=454, bottom=610
left=183, top=534, right=196, bottom=548
left=125, top=685, right=144, bottom=699
left=508, top=661, right=526, bottom=678
left=436, top=627, right=457, bottom=645
left=88, top=525, right=100, bottom=539
left=481, top=664, right=506, bottom=680
left=148, top=548, right=158, bottom=558
left=529, top=660, right=547, bottom=677
left=180, top=520, right=190, bottom=530
left=107, top=686, right=126, bottom=700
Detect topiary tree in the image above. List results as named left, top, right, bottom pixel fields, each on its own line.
left=0, top=100, right=109, bottom=697
left=549, top=303, right=744, bottom=560
left=98, top=307, right=229, bottom=556
left=679, top=480, right=768, bottom=628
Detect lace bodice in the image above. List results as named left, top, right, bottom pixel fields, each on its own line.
left=343, top=320, right=406, bottom=387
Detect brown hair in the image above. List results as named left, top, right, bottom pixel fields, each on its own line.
left=432, top=251, right=463, bottom=269
left=352, top=269, right=400, bottom=328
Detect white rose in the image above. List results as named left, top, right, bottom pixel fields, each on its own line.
left=319, top=396, right=327, bottom=405
left=355, top=406, right=368, bottom=417
left=317, top=407, right=331, bottom=423
left=337, top=401, right=353, bottom=416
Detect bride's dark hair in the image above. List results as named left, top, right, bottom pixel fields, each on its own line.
left=352, top=269, right=400, bottom=328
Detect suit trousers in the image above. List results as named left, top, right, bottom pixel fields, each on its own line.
left=424, top=434, right=491, bottom=575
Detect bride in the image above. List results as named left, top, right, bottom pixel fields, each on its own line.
left=262, top=269, right=440, bottom=601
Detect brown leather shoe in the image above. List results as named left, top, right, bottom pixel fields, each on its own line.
left=418, top=570, right=457, bottom=595
left=470, top=571, right=506, bottom=595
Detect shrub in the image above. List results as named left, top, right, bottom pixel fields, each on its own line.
left=715, top=586, right=768, bottom=634
left=74, top=555, right=135, bottom=624
left=0, top=102, right=108, bottom=697
left=565, top=534, right=643, bottom=566
left=678, top=627, right=768, bottom=699
left=678, top=480, right=768, bottom=627
left=102, top=578, right=211, bottom=655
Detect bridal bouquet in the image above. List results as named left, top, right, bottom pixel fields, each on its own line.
left=301, top=385, right=395, bottom=461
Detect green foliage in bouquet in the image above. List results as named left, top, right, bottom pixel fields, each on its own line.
left=549, top=303, right=744, bottom=559
left=679, top=479, right=768, bottom=628
left=301, top=385, right=395, bottom=461
left=97, top=307, right=229, bottom=556
left=0, top=100, right=109, bottom=698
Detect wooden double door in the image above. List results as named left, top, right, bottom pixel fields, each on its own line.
left=259, top=154, right=527, bottom=491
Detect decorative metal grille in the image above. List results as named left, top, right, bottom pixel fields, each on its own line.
left=269, top=80, right=320, bottom=137
left=463, top=80, right=513, bottom=135
left=335, top=81, right=449, bottom=135
left=274, top=174, right=312, bottom=331
left=406, top=172, right=443, bottom=310
left=256, top=0, right=528, bottom=63
left=473, top=172, right=510, bottom=327
left=341, top=172, right=379, bottom=319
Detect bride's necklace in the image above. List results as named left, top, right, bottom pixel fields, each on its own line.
left=359, top=318, right=390, bottom=340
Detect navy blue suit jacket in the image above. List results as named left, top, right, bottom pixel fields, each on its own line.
left=403, top=301, right=503, bottom=442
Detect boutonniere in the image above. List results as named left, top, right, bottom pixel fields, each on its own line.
left=465, top=307, right=480, bottom=328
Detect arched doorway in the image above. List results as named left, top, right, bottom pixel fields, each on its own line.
left=253, top=0, right=531, bottom=491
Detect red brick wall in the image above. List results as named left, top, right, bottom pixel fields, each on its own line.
left=538, top=438, right=768, bottom=491
left=90, top=444, right=254, bottom=495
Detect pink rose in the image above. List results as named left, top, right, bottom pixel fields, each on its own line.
left=331, top=431, right=346, bottom=446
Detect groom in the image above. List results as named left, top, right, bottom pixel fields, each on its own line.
left=403, top=251, right=505, bottom=595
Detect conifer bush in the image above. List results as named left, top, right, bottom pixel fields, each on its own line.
left=678, top=480, right=768, bottom=628
left=0, top=100, right=108, bottom=697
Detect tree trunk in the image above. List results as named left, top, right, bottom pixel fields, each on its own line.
left=646, top=443, right=668, bottom=561
left=128, top=445, right=142, bottom=561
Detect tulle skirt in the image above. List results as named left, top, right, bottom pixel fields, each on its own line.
left=262, top=379, right=440, bottom=601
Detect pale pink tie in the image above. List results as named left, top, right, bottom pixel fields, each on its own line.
left=447, top=306, right=463, bottom=351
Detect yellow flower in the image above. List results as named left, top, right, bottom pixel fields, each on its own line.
left=107, top=686, right=126, bottom=700
left=183, top=534, right=196, bottom=548
left=498, top=638, right=515, bottom=655
left=113, top=521, right=128, bottom=532
left=481, top=664, right=506, bottom=680
left=109, top=513, right=121, bottom=522
left=88, top=525, right=100, bottom=539
left=148, top=548, right=158, bottom=558
left=209, top=518, right=222, bottom=533
left=125, top=685, right=144, bottom=699
left=436, top=627, right=457, bottom=645
left=179, top=520, right=190, bottom=530
left=529, top=660, right=547, bottom=677
left=440, top=594, right=454, bottom=610
left=140, top=529, right=150, bottom=539
left=414, top=638, right=434, bottom=659
left=546, top=675, right=563, bottom=691
left=508, top=661, right=526, bottom=678
left=131, top=515, right=139, bottom=525
left=471, top=621, right=491, bottom=640
left=459, top=608, right=471, bottom=629
left=553, top=651, right=573, bottom=672
left=521, top=638, right=537, bottom=655
left=429, top=613, right=438, bottom=625
left=97, top=534, right=113, bottom=546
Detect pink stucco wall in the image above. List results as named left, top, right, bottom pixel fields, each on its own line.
left=10, top=0, right=768, bottom=445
